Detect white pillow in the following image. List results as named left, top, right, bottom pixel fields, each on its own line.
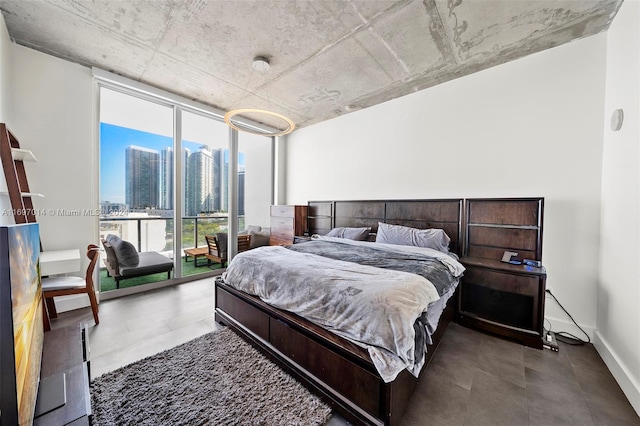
left=375, top=222, right=450, bottom=253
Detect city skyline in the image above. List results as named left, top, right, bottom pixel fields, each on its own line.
left=101, top=123, right=245, bottom=213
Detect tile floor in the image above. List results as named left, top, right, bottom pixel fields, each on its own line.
left=51, top=278, right=640, bottom=426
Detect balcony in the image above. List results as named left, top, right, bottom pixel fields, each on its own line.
left=99, top=215, right=243, bottom=291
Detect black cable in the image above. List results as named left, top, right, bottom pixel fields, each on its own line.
left=545, top=289, right=590, bottom=345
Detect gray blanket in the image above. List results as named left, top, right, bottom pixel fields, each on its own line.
left=220, top=240, right=464, bottom=382
left=287, top=237, right=461, bottom=296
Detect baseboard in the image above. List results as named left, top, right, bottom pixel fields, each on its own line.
left=593, top=331, right=640, bottom=417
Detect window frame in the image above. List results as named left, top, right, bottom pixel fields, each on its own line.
left=94, top=68, right=277, bottom=296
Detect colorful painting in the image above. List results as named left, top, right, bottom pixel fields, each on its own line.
left=6, top=223, right=43, bottom=425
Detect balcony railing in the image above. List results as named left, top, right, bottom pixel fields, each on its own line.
left=99, top=215, right=244, bottom=254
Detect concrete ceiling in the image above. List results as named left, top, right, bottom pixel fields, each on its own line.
left=0, top=0, right=623, bottom=132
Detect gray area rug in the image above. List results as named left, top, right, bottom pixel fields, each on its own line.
left=91, top=327, right=332, bottom=425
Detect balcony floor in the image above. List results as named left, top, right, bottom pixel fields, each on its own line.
left=99, top=255, right=223, bottom=292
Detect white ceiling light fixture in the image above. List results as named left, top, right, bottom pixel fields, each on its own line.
left=224, top=56, right=296, bottom=137
left=252, top=56, right=270, bottom=73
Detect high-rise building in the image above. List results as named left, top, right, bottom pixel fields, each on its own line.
left=221, top=151, right=245, bottom=214
left=160, top=147, right=173, bottom=210
left=222, top=153, right=229, bottom=212
left=238, top=167, right=245, bottom=216
left=125, top=145, right=159, bottom=209
left=212, top=148, right=222, bottom=211
left=183, top=147, right=191, bottom=211
left=185, top=146, right=222, bottom=216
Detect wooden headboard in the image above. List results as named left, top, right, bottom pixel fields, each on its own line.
left=308, top=199, right=464, bottom=255
left=464, top=197, right=544, bottom=261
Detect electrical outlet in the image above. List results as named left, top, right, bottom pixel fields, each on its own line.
left=543, top=331, right=559, bottom=352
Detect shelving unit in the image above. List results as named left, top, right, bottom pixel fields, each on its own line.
left=0, top=123, right=41, bottom=223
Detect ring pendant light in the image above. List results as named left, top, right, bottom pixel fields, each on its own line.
left=224, top=56, right=296, bottom=137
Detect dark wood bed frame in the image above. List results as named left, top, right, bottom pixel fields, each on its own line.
left=215, top=199, right=463, bottom=425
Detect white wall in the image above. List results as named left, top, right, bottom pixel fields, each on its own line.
left=286, top=34, right=607, bottom=341
left=0, top=14, right=12, bottom=225
left=0, top=14, right=10, bottom=125
left=597, top=0, right=640, bottom=414
left=9, top=44, right=96, bottom=273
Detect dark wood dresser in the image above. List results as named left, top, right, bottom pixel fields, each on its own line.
left=270, top=205, right=308, bottom=246
left=458, top=198, right=547, bottom=349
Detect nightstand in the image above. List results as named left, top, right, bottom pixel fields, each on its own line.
left=458, top=257, right=547, bottom=349
left=459, top=197, right=546, bottom=349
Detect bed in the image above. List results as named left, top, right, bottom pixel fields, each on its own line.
left=214, top=199, right=463, bottom=425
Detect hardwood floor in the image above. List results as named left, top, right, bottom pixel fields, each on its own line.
left=50, top=278, right=221, bottom=379
left=51, top=278, right=640, bottom=426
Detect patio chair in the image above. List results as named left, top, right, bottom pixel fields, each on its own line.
left=205, top=233, right=251, bottom=268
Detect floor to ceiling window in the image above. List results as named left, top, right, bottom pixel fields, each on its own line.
left=99, top=87, right=175, bottom=292
left=96, top=71, right=275, bottom=296
left=181, top=111, right=229, bottom=276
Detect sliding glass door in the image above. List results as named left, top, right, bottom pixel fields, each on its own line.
left=181, top=111, right=229, bottom=276
left=99, top=87, right=175, bottom=292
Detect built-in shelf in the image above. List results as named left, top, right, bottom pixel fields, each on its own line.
left=11, top=148, right=37, bottom=162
